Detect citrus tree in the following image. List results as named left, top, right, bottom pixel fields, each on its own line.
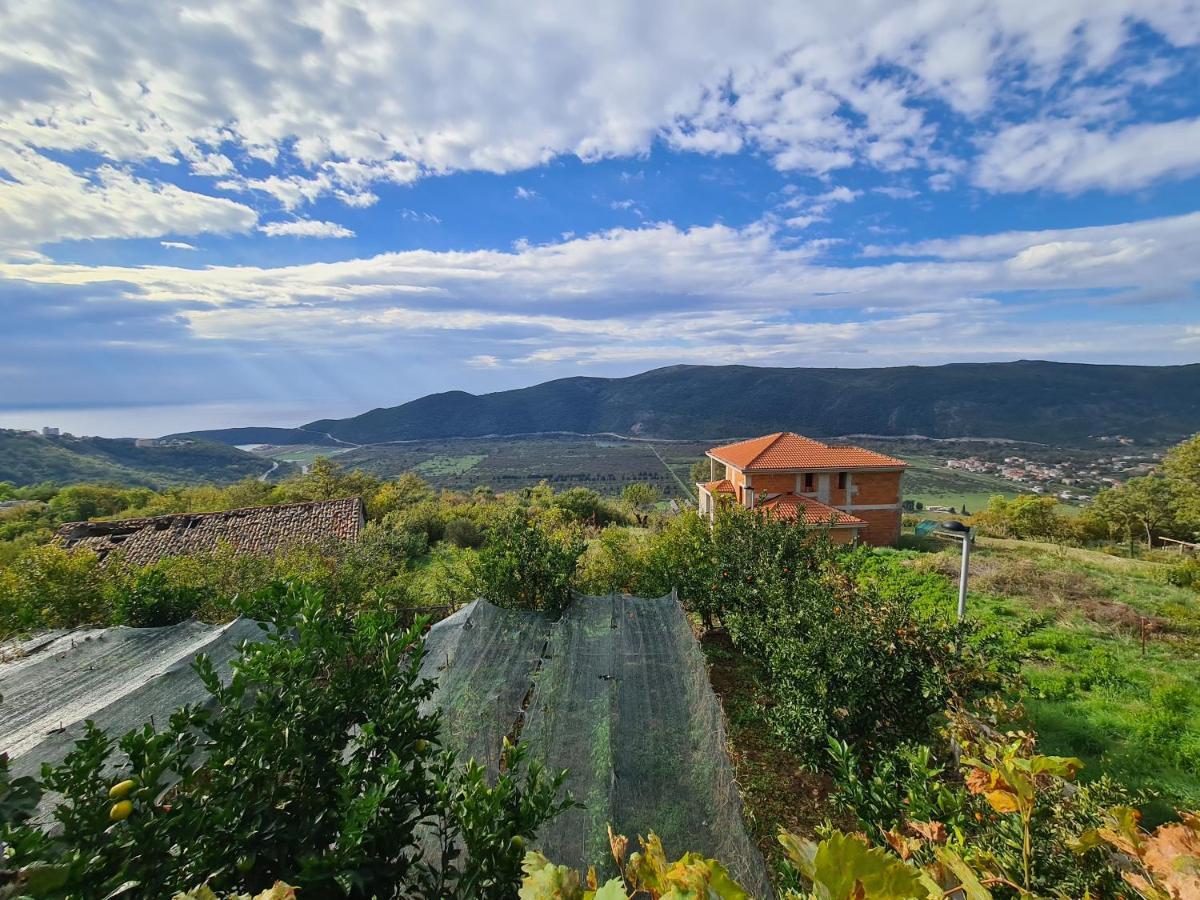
left=476, top=509, right=585, bottom=614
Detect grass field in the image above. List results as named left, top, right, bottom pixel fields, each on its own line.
left=412, top=454, right=486, bottom=477
left=899, top=454, right=1022, bottom=513
left=256, top=444, right=352, bottom=467
left=909, top=537, right=1200, bottom=814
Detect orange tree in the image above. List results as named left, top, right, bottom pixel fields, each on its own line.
left=709, top=507, right=1008, bottom=763
left=476, top=508, right=585, bottom=614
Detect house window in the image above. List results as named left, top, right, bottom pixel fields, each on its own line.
left=837, top=472, right=847, bottom=490
left=803, top=473, right=814, bottom=491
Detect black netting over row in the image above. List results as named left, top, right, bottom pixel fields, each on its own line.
left=418, top=599, right=552, bottom=776
left=422, top=593, right=772, bottom=897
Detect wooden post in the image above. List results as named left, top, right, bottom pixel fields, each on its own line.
left=1141, top=617, right=1147, bottom=657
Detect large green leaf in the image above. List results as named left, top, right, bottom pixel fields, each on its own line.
left=808, top=832, right=928, bottom=900
left=519, top=851, right=585, bottom=900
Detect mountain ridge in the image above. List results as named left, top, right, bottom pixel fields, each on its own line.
left=175, top=360, right=1200, bottom=447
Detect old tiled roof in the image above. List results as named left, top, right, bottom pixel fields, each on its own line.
left=708, top=432, right=907, bottom=471
left=55, top=497, right=365, bottom=566
left=699, top=479, right=736, bottom=494
left=757, top=494, right=866, bottom=527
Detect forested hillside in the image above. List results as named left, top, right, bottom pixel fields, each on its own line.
left=0, top=431, right=283, bottom=487
left=292, top=361, right=1200, bottom=445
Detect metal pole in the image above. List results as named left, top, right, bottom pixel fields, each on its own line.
left=957, top=534, right=971, bottom=622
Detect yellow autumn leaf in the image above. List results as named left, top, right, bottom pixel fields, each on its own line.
left=983, top=790, right=1022, bottom=815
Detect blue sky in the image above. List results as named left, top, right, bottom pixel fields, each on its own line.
left=1, top=1, right=1199, bottom=437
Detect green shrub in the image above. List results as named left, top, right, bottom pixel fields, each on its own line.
left=575, top=525, right=642, bottom=594
left=476, top=510, right=584, bottom=614
left=383, top=500, right=447, bottom=545
left=412, top=544, right=479, bottom=608
left=1136, top=682, right=1197, bottom=769
left=548, top=487, right=626, bottom=527
left=826, top=715, right=1148, bottom=898
left=634, top=510, right=716, bottom=622
left=0, top=544, right=103, bottom=635
left=713, top=509, right=1011, bottom=763
left=444, top=516, right=483, bottom=549
left=1165, top=555, right=1200, bottom=589
left=110, top=567, right=204, bottom=627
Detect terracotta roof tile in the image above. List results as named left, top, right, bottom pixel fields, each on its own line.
left=709, top=432, right=906, bottom=471
left=699, top=479, right=736, bottom=494
left=757, top=494, right=866, bottom=527
left=55, top=497, right=365, bottom=566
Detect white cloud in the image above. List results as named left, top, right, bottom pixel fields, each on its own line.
left=160, top=240, right=197, bottom=250
left=928, top=172, right=955, bottom=191
left=5, top=212, right=1196, bottom=366
left=976, top=116, right=1200, bottom=193
left=0, top=0, right=1195, bottom=236
left=610, top=198, right=647, bottom=218
left=514, top=186, right=539, bottom=200
left=257, top=219, right=355, bottom=239
left=0, top=142, right=256, bottom=250
left=399, top=209, right=442, bottom=224
left=873, top=186, right=919, bottom=200
left=778, top=182, right=861, bottom=226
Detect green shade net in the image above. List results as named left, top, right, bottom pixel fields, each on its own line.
left=419, top=593, right=772, bottom=897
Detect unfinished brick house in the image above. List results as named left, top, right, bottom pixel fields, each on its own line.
left=697, top=432, right=907, bottom=546
left=55, top=497, right=366, bottom=565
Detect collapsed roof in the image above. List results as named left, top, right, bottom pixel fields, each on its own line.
left=54, top=497, right=365, bottom=565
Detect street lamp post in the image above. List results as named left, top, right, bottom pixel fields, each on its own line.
left=956, top=530, right=972, bottom=622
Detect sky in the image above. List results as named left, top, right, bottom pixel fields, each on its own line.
left=2, top=1, right=1200, bottom=437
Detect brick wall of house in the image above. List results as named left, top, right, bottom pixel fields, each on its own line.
left=827, top=475, right=851, bottom=506
left=852, top=508, right=902, bottom=546
left=729, top=467, right=747, bottom=502
left=722, top=463, right=903, bottom=546
left=828, top=527, right=859, bottom=545
left=750, top=473, right=796, bottom=494
left=849, top=471, right=903, bottom=504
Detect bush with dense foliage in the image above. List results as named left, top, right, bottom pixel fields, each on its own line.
left=0, top=584, right=572, bottom=899
left=972, top=495, right=1066, bottom=542
left=710, top=509, right=1010, bottom=763
left=0, top=523, right=433, bottom=638
left=475, top=509, right=585, bottom=614
left=825, top=703, right=1148, bottom=898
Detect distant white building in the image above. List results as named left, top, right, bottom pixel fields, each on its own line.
left=42, top=426, right=59, bottom=436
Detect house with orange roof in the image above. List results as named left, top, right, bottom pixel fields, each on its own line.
left=697, top=432, right=907, bottom=546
